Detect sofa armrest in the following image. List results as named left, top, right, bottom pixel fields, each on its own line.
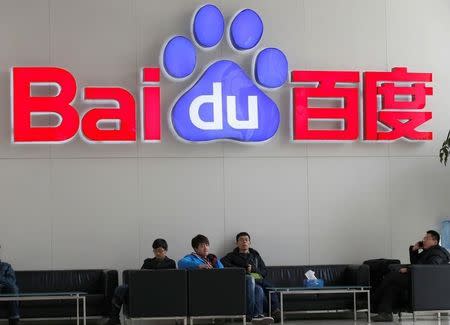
left=410, top=264, right=450, bottom=311
left=388, top=264, right=409, bottom=272
left=103, top=270, right=118, bottom=305
left=345, top=265, right=370, bottom=286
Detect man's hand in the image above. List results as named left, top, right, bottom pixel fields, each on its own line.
left=399, top=268, right=408, bottom=274
left=412, top=242, right=421, bottom=251
left=198, top=264, right=212, bottom=269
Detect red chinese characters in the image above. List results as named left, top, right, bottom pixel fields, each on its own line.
left=11, top=66, right=433, bottom=143
left=292, top=70, right=359, bottom=141
left=364, top=67, right=433, bottom=141
left=292, top=67, right=433, bottom=141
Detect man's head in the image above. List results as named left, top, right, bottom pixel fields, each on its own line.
left=236, top=232, right=251, bottom=253
left=152, top=238, right=168, bottom=260
left=422, top=230, right=440, bottom=249
left=192, top=234, right=209, bottom=258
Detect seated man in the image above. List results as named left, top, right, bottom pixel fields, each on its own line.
left=106, top=238, right=176, bottom=325
left=178, top=234, right=223, bottom=269
left=0, top=249, right=20, bottom=325
left=221, top=232, right=280, bottom=324
left=372, top=230, right=450, bottom=322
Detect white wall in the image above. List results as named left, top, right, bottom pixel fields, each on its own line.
left=0, top=0, right=449, bottom=273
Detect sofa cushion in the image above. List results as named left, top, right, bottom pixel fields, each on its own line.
left=15, top=270, right=105, bottom=294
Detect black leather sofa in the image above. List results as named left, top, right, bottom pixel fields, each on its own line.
left=123, top=265, right=367, bottom=320
left=410, top=264, right=450, bottom=311
left=123, top=268, right=246, bottom=322
left=0, top=269, right=117, bottom=319
left=265, top=265, right=370, bottom=312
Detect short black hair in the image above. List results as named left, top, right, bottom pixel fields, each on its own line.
left=152, top=238, right=168, bottom=251
left=236, top=232, right=251, bottom=242
left=427, top=230, right=440, bottom=243
left=191, top=234, right=209, bottom=249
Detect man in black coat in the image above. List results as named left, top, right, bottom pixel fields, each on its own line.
left=0, top=247, right=20, bottom=325
left=372, top=230, right=450, bottom=322
left=106, top=238, right=176, bottom=325
left=221, top=232, right=280, bottom=324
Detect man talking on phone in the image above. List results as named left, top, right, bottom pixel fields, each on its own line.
left=372, top=230, right=450, bottom=322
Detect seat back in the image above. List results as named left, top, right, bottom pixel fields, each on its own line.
left=188, top=268, right=245, bottom=317
left=266, top=265, right=350, bottom=287
left=124, top=269, right=188, bottom=318
left=15, top=270, right=105, bottom=294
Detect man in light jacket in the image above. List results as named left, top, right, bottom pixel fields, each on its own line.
left=178, top=234, right=224, bottom=270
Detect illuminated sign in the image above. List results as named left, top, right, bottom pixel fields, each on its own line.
left=11, top=67, right=160, bottom=143
left=164, top=5, right=286, bottom=142
left=9, top=4, right=433, bottom=144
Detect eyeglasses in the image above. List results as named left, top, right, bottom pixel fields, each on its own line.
left=153, top=248, right=166, bottom=253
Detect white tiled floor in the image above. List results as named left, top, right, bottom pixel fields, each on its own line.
left=4, top=315, right=449, bottom=325
left=289, top=319, right=450, bottom=325
left=144, top=316, right=449, bottom=325
left=126, top=316, right=450, bottom=325
left=288, top=319, right=450, bottom=325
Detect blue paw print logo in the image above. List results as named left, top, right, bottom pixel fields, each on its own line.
left=162, top=4, right=288, bottom=143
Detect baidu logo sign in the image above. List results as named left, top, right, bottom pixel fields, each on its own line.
left=162, top=4, right=288, bottom=143
left=7, top=5, right=434, bottom=145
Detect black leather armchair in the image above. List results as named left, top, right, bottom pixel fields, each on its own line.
left=188, top=268, right=246, bottom=323
left=409, top=264, right=450, bottom=312
left=123, top=269, right=188, bottom=321
left=377, top=263, right=450, bottom=318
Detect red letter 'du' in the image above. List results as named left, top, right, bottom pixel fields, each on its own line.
left=12, top=67, right=79, bottom=142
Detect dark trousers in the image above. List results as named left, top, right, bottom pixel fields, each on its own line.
left=373, top=271, right=410, bottom=313
left=110, top=284, right=129, bottom=318
left=246, top=275, right=265, bottom=317
left=0, top=283, right=20, bottom=319
left=257, top=279, right=280, bottom=313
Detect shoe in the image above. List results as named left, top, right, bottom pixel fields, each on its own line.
left=272, top=309, right=281, bottom=323
left=252, top=315, right=274, bottom=325
left=105, top=317, right=121, bottom=325
left=9, top=319, right=20, bottom=325
left=372, top=312, right=394, bottom=322
left=246, top=316, right=253, bottom=323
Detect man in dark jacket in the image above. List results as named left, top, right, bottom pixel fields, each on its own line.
left=106, top=238, right=176, bottom=325
left=221, top=232, right=280, bottom=324
left=0, top=255, right=20, bottom=325
left=372, top=230, right=450, bottom=322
